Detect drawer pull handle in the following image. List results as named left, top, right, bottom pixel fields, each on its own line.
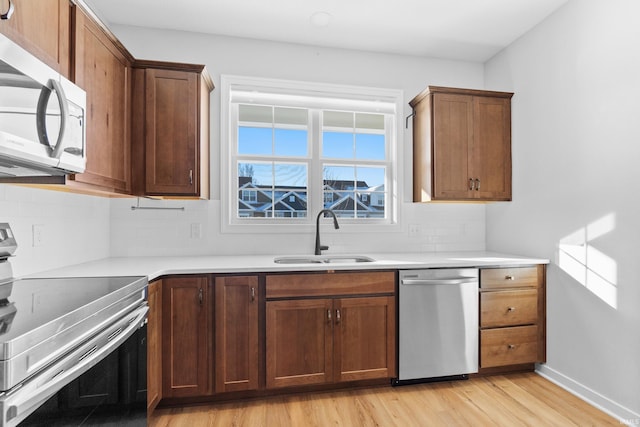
left=505, top=275, right=515, bottom=280
left=327, top=309, right=332, bottom=323
left=507, top=306, right=516, bottom=312
left=508, top=344, right=516, bottom=350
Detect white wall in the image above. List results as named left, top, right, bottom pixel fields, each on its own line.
left=485, top=0, right=640, bottom=420
left=0, top=185, right=110, bottom=277
left=108, top=27, right=489, bottom=257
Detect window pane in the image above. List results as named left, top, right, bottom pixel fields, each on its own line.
left=355, top=113, right=384, bottom=130
left=275, top=107, right=308, bottom=125
left=323, top=110, right=353, bottom=128
left=238, top=127, right=272, bottom=155
left=323, top=165, right=385, bottom=218
left=275, top=129, right=308, bottom=156
left=357, top=166, right=384, bottom=188
left=322, top=131, right=353, bottom=158
left=355, top=133, right=385, bottom=160
left=239, top=104, right=272, bottom=123
left=237, top=162, right=307, bottom=218
left=357, top=166, right=385, bottom=218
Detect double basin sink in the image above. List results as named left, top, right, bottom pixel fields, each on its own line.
left=274, top=255, right=375, bottom=264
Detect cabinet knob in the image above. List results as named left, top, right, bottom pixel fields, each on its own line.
left=508, top=344, right=516, bottom=350
left=507, top=306, right=516, bottom=312
left=505, top=275, right=515, bottom=280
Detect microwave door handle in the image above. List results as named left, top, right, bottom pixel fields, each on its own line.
left=36, top=79, right=69, bottom=160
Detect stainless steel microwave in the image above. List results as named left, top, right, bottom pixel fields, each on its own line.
left=0, top=33, right=86, bottom=180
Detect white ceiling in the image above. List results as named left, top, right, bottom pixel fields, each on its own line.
left=83, top=0, right=568, bottom=62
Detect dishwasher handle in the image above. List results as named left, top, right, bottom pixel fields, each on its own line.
left=400, top=277, right=478, bottom=286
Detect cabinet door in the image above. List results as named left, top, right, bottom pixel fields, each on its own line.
left=334, top=296, right=396, bottom=382
left=144, top=68, right=199, bottom=196
left=431, top=93, right=474, bottom=199
left=71, top=7, right=131, bottom=193
left=266, top=299, right=333, bottom=389
left=0, top=0, right=70, bottom=77
left=215, top=276, right=259, bottom=393
left=162, top=276, right=211, bottom=398
left=146, top=280, right=162, bottom=413
left=471, top=96, right=511, bottom=200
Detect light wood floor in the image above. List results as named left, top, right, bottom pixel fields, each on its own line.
left=149, top=373, right=619, bottom=426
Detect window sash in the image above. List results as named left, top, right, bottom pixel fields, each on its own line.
left=222, top=75, right=402, bottom=232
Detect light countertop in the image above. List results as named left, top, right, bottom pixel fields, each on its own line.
left=25, top=251, right=549, bottom=281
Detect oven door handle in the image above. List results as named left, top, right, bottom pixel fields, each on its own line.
left=400, top=277, right=478, bottom=286
left=0, top=304, right=148, bottom=427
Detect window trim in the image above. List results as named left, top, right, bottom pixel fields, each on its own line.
left=220, top=75, right=403, bottom=234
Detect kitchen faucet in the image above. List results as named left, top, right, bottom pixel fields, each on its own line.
left=315, top=209, right=340, bottom=255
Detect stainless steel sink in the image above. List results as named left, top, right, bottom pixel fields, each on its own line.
left=274, top=255, right=375, bottom=264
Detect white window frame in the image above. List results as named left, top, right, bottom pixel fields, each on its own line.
left=221, top=75, right=403, bottom=234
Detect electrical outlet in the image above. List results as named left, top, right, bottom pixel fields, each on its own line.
left=32, top=224, right=44, bottom=247
left=190, top=223, right=202, bottom=239
left=408, top=223, right=421, bottom=237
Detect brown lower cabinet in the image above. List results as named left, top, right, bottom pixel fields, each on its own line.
left=151, top=271, right=396, bottom=408
left=478, top=266, right=546, bottom=372
left=265, top=272, right=396, bottom=389
left=161, top=276, right=212, bottom=398
left=146, top=279, right=162, bottom=414
left=150, top=267, right=547, bottom=410
left=214, top=275, right=259, bottom=393
left=265, top=296, right=396, bottom=389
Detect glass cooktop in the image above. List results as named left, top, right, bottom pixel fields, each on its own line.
left=0, top=276, right=146, bottom=357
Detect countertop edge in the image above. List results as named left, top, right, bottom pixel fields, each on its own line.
left=23, top=251, right=550, bottom=281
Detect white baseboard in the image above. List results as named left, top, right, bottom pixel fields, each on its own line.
left=536, top=364, right=640, bottom=425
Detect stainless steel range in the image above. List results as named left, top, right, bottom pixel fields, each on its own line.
left=0, top=223, right=148, bottom=426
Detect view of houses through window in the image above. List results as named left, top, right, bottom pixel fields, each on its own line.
left=227, top=80, right=397, bottom=226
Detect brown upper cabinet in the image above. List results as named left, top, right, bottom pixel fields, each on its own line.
left=132, top=61, right=213, bottom=199
left=67, top=4, right=133, bottom=194
left=0, top=0, right=71, bottom=78
left=410, top=86, right=513, bottom=202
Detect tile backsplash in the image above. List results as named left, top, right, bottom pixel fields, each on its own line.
left=1, top=185, right=485, bottom=277
left=109, top=198, right=485, bottom=257
left=0, top=185, right=110, bottom=277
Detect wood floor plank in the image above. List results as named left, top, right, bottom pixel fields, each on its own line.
left=148, top=373, right=620, bottom=426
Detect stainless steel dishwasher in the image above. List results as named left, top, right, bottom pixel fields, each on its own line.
left=394, top=268, right=479, bottom=385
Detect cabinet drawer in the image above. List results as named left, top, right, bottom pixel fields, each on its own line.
left=480, top=289, right=538, bottom=328
left=480, top=325, right=538, bottom=368
left=481, top=267, right=539, bottom=290
left=266, top=272, right=395, bottom=299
